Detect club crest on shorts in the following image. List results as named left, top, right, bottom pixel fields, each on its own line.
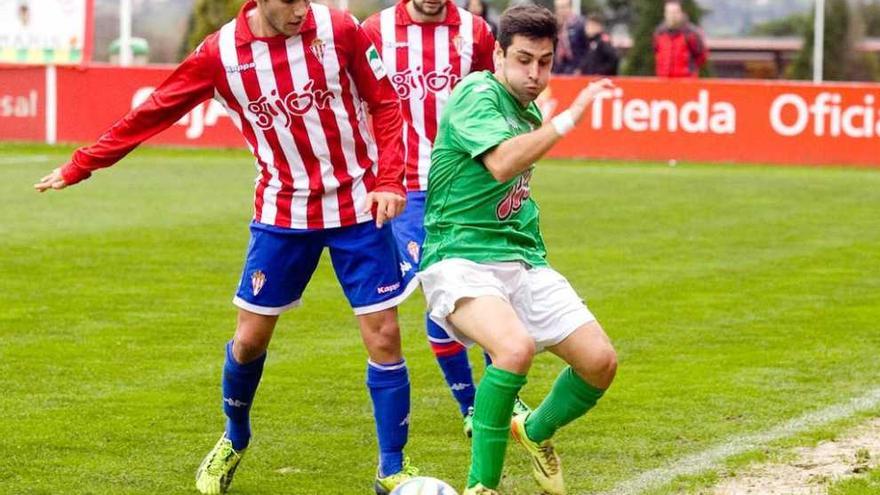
left=407, top=240, right=420, bottom=263
left=310, top=38, right=326, bottom=64
left=251, top=270, right=267, bottom=297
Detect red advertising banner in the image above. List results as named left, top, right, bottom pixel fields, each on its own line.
left=0, top=66, right=45, bottom=141
left=542, top=77, right=880, bottom=167
left=1, top=65, right=878, bottom=168
left=56, top=65, right=242, bottom=147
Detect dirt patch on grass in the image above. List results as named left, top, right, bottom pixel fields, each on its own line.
left=711, top=417, right=880, bottom=495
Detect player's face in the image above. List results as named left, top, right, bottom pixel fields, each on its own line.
left=259, top=0, right=311, bottom=37
left=554, top=0, right=571, bottom=21
left=664, top=3, right=684, bottom=28
left=495, top=35, right=554, bottom=106
left=410, top=0, right=446, bottom=18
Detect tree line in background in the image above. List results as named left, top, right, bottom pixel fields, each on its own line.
left=183, top=0, right=880, bottom=81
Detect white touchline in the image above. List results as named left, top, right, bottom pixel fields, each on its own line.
left=0, top=155, right=52, bottom=165
left=597, top=387, right=880, bottom=495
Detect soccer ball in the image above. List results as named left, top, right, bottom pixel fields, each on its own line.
left=389, top=476, right=459, bottom=495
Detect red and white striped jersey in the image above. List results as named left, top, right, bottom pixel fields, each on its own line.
left=61, top=1, right=404, bottom=230
left=362, top=1, right=495, bottom=192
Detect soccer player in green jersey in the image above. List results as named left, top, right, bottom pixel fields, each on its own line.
left=418, top=4, right=617, bottom=495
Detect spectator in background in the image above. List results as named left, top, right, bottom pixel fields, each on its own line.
left=579, top=13, right=618, bottom=76
left=466, top=0, right=498, bottom=38
left=553, top=0, right=587, bottom=74
left=653, top=0, right=707, bottom=78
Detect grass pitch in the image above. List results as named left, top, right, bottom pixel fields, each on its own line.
left=1, top=143, right=878, bottom=494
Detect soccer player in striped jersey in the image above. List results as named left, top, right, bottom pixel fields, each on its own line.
left=35, top=1, right=419, bottom=493
left=363, top=0, right=519, bottom=439
left=418, top=5, right=617, bottom=494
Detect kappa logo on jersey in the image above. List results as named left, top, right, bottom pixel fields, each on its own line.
left=310, top=38, right=326, bottom=64
left=251, top=270, right=267, bottom=296
left=224, top=62, right=256, bottom=74
left=406, top=240, right=420, bottom=263
left=247, top=82, right=335, bottom=130
left=450, top=383, right=471, bottom=391
left=390, top=65, right=461, bottom=101
left=496, top=169, right=533, bottom=221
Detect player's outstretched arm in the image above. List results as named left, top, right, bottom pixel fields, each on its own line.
left=483, top=79, right=615, bottom=182
left=33, top=39, right=217, bottom=193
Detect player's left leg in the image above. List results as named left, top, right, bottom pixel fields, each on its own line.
left=530, top=320, right=617, bottom=441
left=358, top=307, right=418, bottom=493
left=326, top=221, right=420, bottom=494
left=508, top=267, right=617, bottom=495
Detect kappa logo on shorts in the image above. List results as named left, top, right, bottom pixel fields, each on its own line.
left=377, top=281, right=401, bottom=295
left=400, top=261, right=413, bottom=277
left=251, top=270, right=267, bottom=296
left=406, top=240, right=420, bottom=263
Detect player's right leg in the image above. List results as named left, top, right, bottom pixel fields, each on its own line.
left=196, top=222, right=323, bottom=495
left=420, top=259, right=534, bottom=492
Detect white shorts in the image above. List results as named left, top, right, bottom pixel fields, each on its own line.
left=418, top=258, right=597, bottom=352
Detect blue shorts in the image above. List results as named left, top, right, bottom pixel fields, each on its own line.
left=390, top=191, right=426, bottom=293
left=233, top=221, right=419, bottom=316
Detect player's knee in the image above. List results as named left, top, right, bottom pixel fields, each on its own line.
left=231, top=335, right=269, bottom=364
left=494, top=336, right=535, bottom=373
left=597, top=344, right=618, bottom=385
left=576, top=342, right=617, bottom=389
left=363, top=318, right=402, bottom=360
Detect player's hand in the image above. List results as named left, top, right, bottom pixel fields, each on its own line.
left=34, top=168, right=69, bottom=193
left=569, top=78, right=616, bottom=123
left=364, top=191, right=406, bottom=228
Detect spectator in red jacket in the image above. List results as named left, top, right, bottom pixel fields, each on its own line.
left=653, top=0, right=707, bottom=78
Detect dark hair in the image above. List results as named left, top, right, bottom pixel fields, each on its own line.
left=586, top=12, right=605, bottom=24
left=497, top=4, right=558, bottom=53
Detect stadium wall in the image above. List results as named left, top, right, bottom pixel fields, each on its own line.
left=1, top=65, right=878, bottom=167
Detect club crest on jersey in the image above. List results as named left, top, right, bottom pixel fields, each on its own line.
left=452, top=35, right=463, bottom=56
left=251, top=270, right=267, bottom=296
left=247, top=83, right=335, bottom=130
left=310, top=38, right=326, bottom=64
left=496, top=169, right=533, bottom=221
left=407, top=241, right=420, bottom=263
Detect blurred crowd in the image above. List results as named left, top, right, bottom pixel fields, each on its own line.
left=547, top=0, right=707, bottom=77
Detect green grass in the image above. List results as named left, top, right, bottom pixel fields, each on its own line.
left=1, top=143, right=879, bottom=494
left=829, top=467, right=880, bottom=495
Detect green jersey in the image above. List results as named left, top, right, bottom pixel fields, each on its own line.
left=421, top=71, right=548, bottom=270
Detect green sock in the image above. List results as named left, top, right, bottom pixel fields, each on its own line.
left=467, top=365, right=527, bottom=489
left=525, top=366, right=605, bottom=443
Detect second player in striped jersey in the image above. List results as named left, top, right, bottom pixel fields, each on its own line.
left=363, top=0, right=497, bottom=436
